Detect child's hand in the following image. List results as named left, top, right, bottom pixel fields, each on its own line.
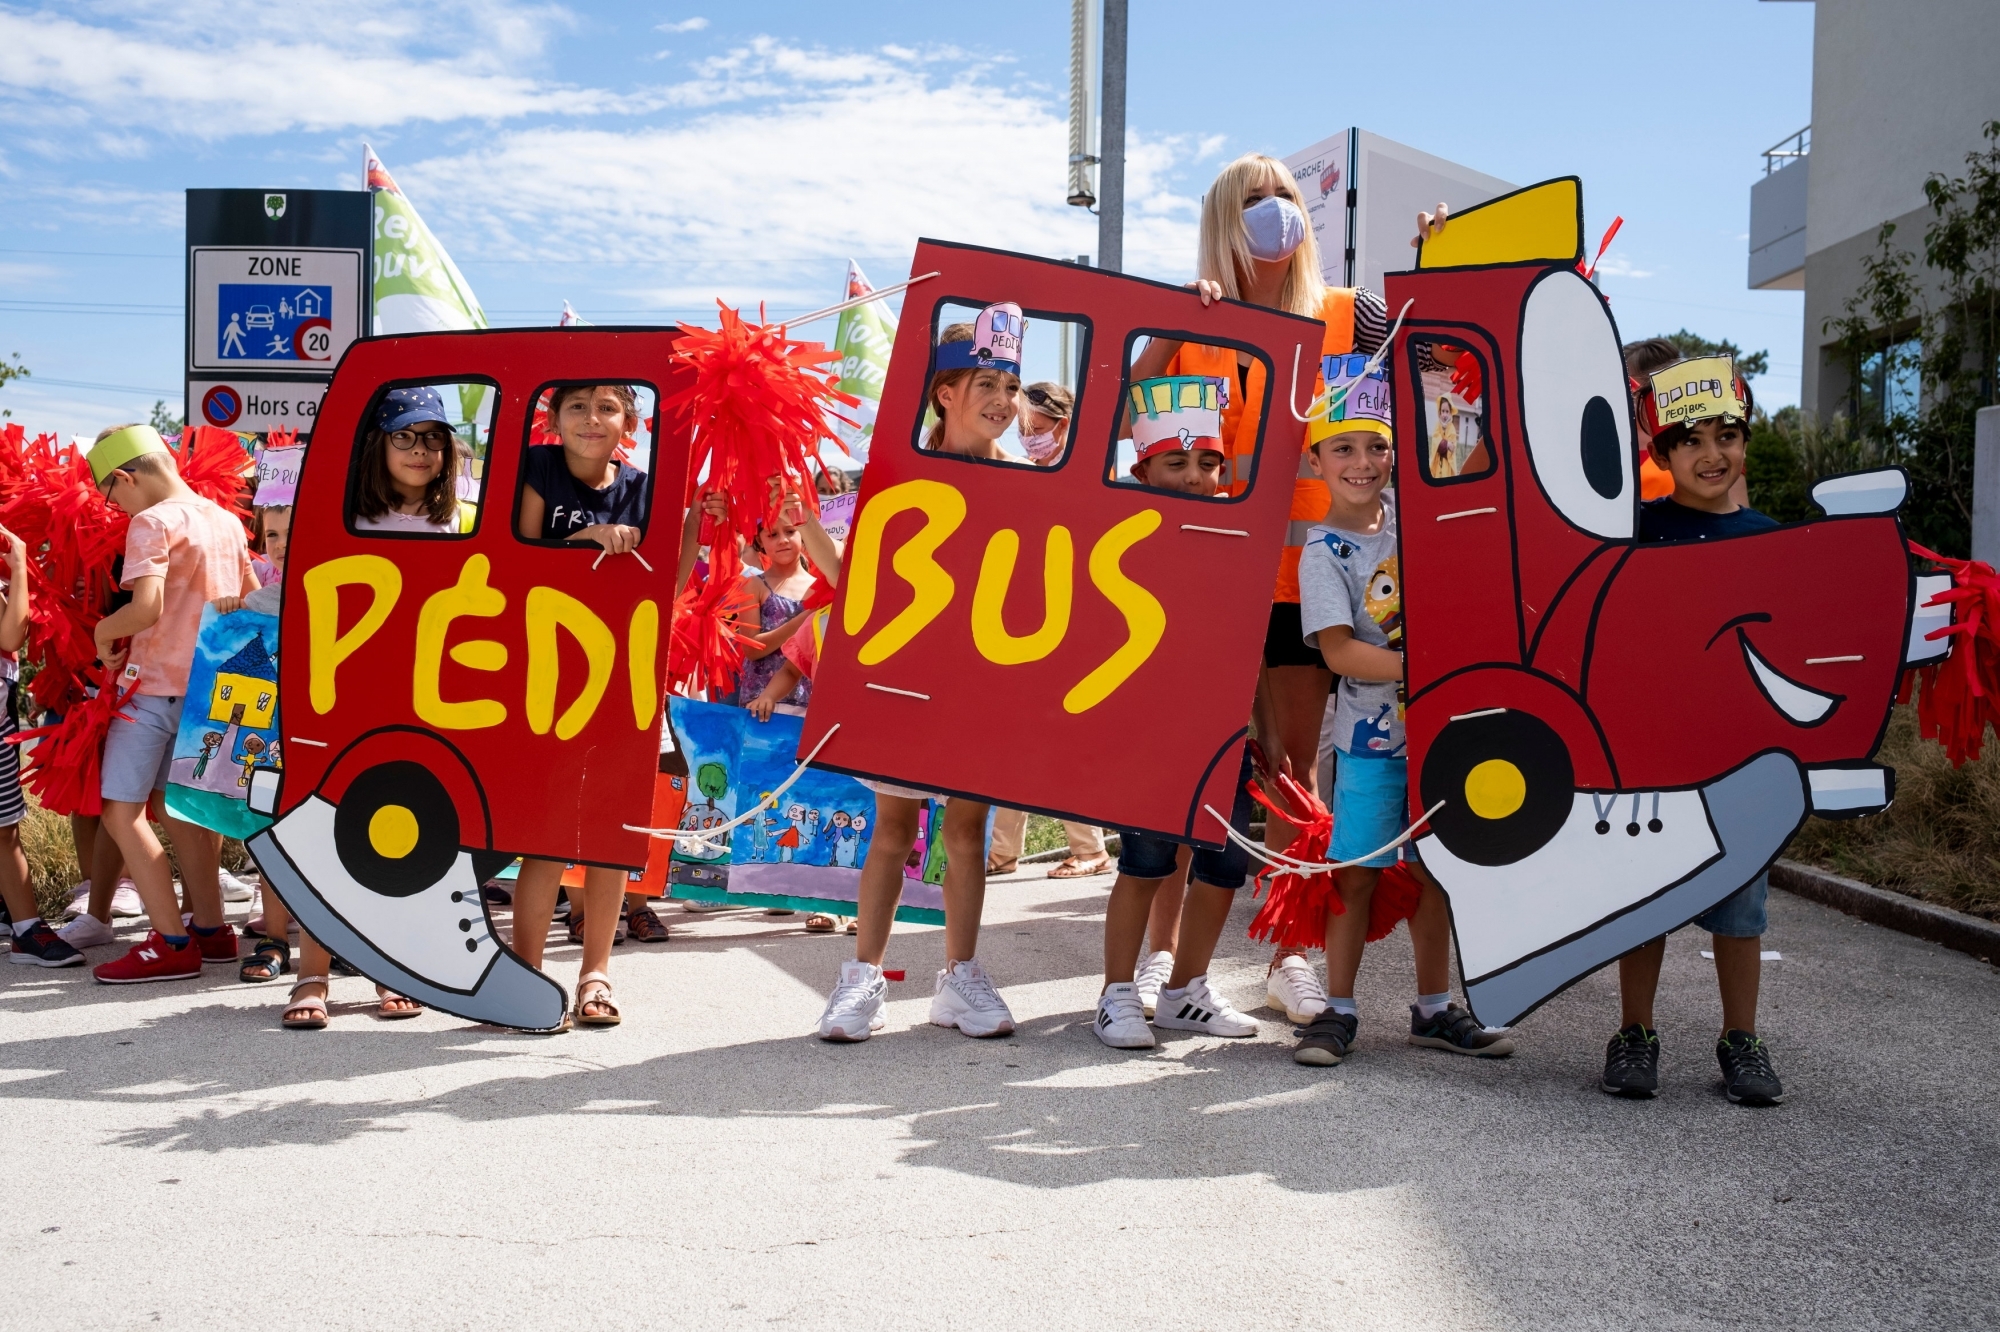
left=747, top=693, right=776, bottom=722
left=0, top=526, right=26, bottom=574
left=1189, top=278, right=1224, bottom=306
left=1412, top=201, right=1449, bottom=249
left=211, top=596, right=245, bottom=615
left=93, top=622, right=126, bottom=673
left=700, top=492, right=729, bottom=522
left=573, top=523, right=642, bottom=555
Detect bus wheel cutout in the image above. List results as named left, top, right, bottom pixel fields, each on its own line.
left=332, top=760, right=462, bottom=897
left=1420, top=710, right=1573, bottom=867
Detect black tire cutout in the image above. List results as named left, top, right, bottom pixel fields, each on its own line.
left=1419, top=710, right=1574, bottom=867
left=332, top=760, right=462, bottom=898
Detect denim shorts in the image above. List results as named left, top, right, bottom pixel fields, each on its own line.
left=101, top=693, right=183, bottom=804
left=1692, top=872, right=1769, bottom=938
left=1115, top=749, right=1254, bottom=891
left=1328, top=752, right=1419, bottom=869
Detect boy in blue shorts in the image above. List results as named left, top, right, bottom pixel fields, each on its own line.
left=1093, top=375, right=1262, bottom=1049
left=1290, top=363, right=1513, bottom=1066
left=1601, top=358, right=1785, bottom=1106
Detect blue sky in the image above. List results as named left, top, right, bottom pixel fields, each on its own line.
left=0, top=0, right=1815, bottom=436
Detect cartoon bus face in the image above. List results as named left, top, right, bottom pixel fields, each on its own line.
left=1386, top=179, right=1950, bottom=1027
left=245, top=329, right=693, bottom=1031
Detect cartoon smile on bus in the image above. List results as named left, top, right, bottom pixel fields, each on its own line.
left=1387, top=179, right=1952, bottom=1027
left=246, top=330, right=691, bottom=1031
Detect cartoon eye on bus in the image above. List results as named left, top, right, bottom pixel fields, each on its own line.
left=247, top=329, right=692, bottom=1031
left=1388, top=179, right=1953, bottom=1027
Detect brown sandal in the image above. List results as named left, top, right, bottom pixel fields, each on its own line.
left=375, top=985, right=423, bottom=1020
left=283, top=976, right=329, bottom=1030
left=1046, top=854, right=1112, bottom=879
left=574, top=971, right=621, bottom=1027
left=805, top=913, right=838, bottom=933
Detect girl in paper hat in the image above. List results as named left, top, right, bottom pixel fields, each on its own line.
left=815, top=307, right=1028, bottom=1044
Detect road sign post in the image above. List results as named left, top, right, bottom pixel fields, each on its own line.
left=185, top=189, right=370, bottom=443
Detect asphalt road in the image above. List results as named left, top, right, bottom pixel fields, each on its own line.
left=2, top=868, right=1994, bottom=1331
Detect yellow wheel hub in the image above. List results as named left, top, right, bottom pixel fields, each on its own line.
left=1464, top=759, right=1527, bottom=821
left=368, top=804, right=421, bottom=859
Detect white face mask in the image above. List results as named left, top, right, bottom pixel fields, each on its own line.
left=1021, top=429, right=1063, bottom=462
left=1243, top=195, right=1307, bottom=263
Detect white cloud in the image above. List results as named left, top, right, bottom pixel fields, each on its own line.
left=1591, top=253, right=1654, bottom=280
left=396, top=40, right=1203, bottom=288
left=0, top=1, right=619, bottom=139
left=656, top=17, right=708, bottom=33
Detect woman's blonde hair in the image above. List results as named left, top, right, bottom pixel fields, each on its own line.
left=923, top=321, right=1018, bottom=450
left=1197, top=153, right=1328, bottom=318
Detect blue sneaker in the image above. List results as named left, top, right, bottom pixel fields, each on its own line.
left=12, top=922, right=85, bottom=968
left=1409, top=1003, right=1515, bottom=1058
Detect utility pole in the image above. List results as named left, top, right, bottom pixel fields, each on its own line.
left=1096, top=0, right=1128, bottom=273
left=1066, top=0, right=1098, bottom=212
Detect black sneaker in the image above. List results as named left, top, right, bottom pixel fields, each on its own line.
left=1716, top=1029, right=1785, bottom=1105
left=1408, top=1003, right=1515, bottom=1057
left=1601, top=1024, right=1660, bottom=1097
left=10, top=922, right=84, bottom=968
left=1293, top=1010, right=1358, bottom=1066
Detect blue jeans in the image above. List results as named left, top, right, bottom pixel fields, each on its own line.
left=1692, top=873, right=1769, bottom=938
left=1114, top=749, right=1254, bottom=890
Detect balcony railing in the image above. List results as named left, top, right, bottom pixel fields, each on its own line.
left=1763, top=125, right=1810, bottom=176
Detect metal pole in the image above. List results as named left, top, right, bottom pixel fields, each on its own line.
left=1097, top=0, right=1127, bottom=273
left=1066, top=0, right=1097, bottom=210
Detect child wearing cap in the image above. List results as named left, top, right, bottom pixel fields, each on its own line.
left=86, top=424, right=259, bottom=985
left=353, top=387, right=474, bottom=533
left=816, top=307, right=1019, bottom=1044
left=1016, top=380, right=1073, bottom=465
left=1601, top=357, right=1785, bottom=1107
left=1290, top=359, right=1515, bottom=1066
left=1093, top=375, right=1264, bottom=1048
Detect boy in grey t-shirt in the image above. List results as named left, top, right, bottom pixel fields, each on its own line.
left=1289, top=362, right=1513, bottom=1068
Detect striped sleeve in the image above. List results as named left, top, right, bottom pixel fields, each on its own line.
left=1352, top=286, right=1389, bottom=356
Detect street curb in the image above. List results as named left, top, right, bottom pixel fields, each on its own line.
left=1770, top=859, right=2000, bottom=965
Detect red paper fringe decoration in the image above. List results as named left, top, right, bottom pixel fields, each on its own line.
left=1244, top=765, right=1424, bottom=950
left=1906, top=543, right=2000, bottom=766
left=10, top=668, right=138, bottom=817
left=666, top=539, right=760, bottom=698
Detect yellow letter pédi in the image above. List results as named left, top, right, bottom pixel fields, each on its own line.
left=413, top=555, right=508, bottom=730
left=304, top=555, right=402, bottom=715
left=843, top=479, right=966, bottom=666
left=627, top=600, right=660, bottom=730
left=526, top=587, right=616, bottom=740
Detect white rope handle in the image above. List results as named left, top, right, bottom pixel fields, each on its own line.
left=1203, top=798, right=1444, bottom=878
left=590, top=547, right=655, bottom=572
left=1287, top=298, right=1416, bottom=424
left=624, top=722, right=842, bottom=854
left=786, top=273, right=941, bottom=329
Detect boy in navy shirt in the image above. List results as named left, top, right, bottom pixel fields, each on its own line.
left=1604, top=357, right=1785, bottom=1106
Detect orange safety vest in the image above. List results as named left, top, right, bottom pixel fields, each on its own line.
left=1166, top=288, right=1357, bottom=603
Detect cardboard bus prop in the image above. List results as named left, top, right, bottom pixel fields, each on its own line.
left=803, top=240, right=1323, bottom=845
left=1388, top=178, right=1953, bottom=1026
left=247, top=329, right=693, bottom=1032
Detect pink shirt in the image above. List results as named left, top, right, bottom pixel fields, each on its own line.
left=779, top=608, right=829, bottom=681
left=122, top=496, right=254, bottom=697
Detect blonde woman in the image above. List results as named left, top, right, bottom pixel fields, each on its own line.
left=1129, top=153, right=1394, bottom=1026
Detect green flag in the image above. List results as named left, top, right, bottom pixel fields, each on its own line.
left=365, top=144, right=487, bottom=334
left=831, top=260, right=895, bottom=462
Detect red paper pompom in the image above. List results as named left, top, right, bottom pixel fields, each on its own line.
left=1907, top=543, right=2000, bottom=766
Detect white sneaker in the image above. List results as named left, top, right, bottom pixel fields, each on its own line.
left=56, top=912, right=114, bottom=949
left=1133, top=949, right=1174, bottom=1018
left=1094, top=982, right=1155, bottom=1049
left=930, top=959, right=1015, bottom=1037
left=64, top=880, right=92, bottom=918
left=218, top=869, right=257, bottom=902
left=1266, top=954, right=1328, bottom=1024
left=108, top=880, right=144, bottom=918
left=818, top=960, right=887, bottom=1042
left=1154, top=974, right=1259, bottom=1037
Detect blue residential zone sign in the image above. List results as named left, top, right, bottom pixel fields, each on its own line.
left=215, top=283, right=335, bottom=362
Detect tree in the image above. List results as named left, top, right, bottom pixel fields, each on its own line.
left=695, top=760, right=728, bottom=809
left=1823, top=119, right=2000, bottom=555
left=0, top=353, right=27, bottom=419
left=149, top=400, right=185, bottom=436
left=1654, top=329, right=1770, bottom=379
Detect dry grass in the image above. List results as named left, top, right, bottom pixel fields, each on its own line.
left=20, top=797, right=254, bottom=922
left=1787, top=705, right=2000, bottom=919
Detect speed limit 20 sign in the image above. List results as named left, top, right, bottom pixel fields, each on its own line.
left=189, top=247, right=362, bottom=372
